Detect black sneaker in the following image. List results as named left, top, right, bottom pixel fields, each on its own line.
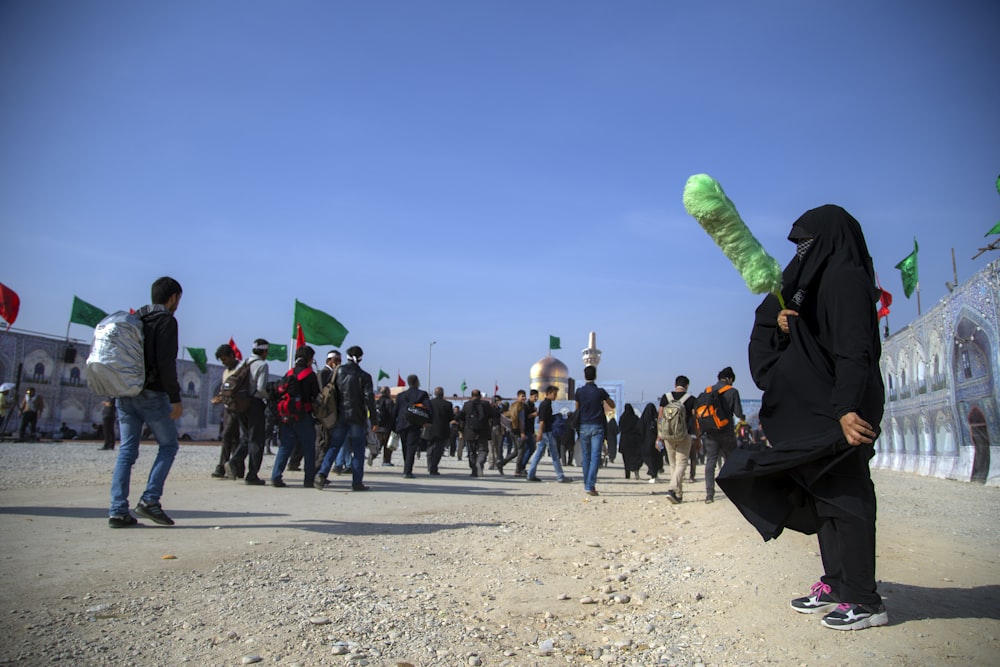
left=271, top=478, right=287, bottom=488
left=790, top=581, right=839, bottom=614
left=526, top=476, right=542, bottom=482
left=211, top=466, right=226, bottom=479
left=665, top=490, right=681, bottom=504
left=352, top=484, right=370, bottom=491
left=557, top=477, right=573, bottom=483
left=134, top=501, right=174, bottom=526
left=244, top=476, right=265, bottom=486
left=313, top=473, right=327, bottom=490
left=108, top=513, right=138, bottom=528
left=821, top=602, right=888, bottom=630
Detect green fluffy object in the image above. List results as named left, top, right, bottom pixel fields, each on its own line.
left=683, top=174, right=783, bottom=297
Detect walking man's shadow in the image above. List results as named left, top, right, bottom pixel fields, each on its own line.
left=880, top=582, right=1000, bottom=623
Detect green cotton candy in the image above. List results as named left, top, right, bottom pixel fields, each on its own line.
left=683, top=174, right=783, bottom=297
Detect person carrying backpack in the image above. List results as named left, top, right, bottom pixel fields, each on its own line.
left=315, top=345, right=377, bottom=491
left=107, top=276, right=183, bottom=528
left=657, top=375, right=697, bottom=504
left=460, top=389, right=493, bottom=477
left=698, top=366, right=744, bottom=504
left=271, top=345, right=320, bottom=488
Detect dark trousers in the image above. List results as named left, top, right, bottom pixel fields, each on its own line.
left=427, top=436, right=448, bottom=473
left=230, top=399, right=266, bottom=479
left=102, top=412, right=117, bottom=449
left=467, top=436, right=488, bottom=475
left=401, top=427, right=421, bottom=475
left=501, top=433, right=529, bottom=472
left=217, top=409, right=240, bottom=471
left=19, top=411, right=38, bottom=440
left=702, top=432, right=736, bottom=500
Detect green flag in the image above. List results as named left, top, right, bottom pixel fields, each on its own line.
left=69, top=296, right=108, bottom=328
left=461, top=380, right=467, bottom=393
left=549, top=335, right=561, bottom=350
left=268, top=343, right=288, bottom=362
left=186, top=347, right=208, bottom=374
left=985, top=221, right=1000, bottom=236
left=894, top=238, right=919, bottom=299
left=293, top=300, right=348, bottom=346
left=377, top=369, right=390, bottom=382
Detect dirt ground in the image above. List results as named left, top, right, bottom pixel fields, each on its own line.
left=0, top=440, right=997, bottom=666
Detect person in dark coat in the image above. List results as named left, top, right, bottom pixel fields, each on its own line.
left=638, top=402, right=662, bottom=482
left=717, top=205, right=887, bottom=631
left=617, top=404, right=643, bottom=479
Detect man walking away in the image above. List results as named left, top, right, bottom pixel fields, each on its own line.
left=701, top=366, right=744, bottom=504
left=225, top=338, right=271, bottom=485
left=108, top=276, right=183, bottom=528
left=575, top=365, right=614, bottom=496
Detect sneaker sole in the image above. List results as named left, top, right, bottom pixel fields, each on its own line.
left=790, top=601, right=839, bottom=614
left=821, top=611, right=888, bottom=630
left=134, top=508, right=174, bottom=526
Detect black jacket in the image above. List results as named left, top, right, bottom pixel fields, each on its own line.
left=136, top=304, right=180, bottom=403
left=394, top=386, right=430, bottom=433
left=429, top=396, right=454, bottom=440
left=335, top=361, right=376, bottom=425
left=460, top=398, right=492, bottom=440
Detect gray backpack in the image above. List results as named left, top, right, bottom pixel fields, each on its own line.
left=657, top=393, right=690, bottom=443
left=86, top=311, right=146, bottom=397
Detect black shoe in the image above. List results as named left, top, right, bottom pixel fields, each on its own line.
left=526, top=476, right=542, bottom=482
left=134, top=501, right=174, bottom=526
left=495, top=465, right=505, bottom=476
left=666, top=490, right=681, bottom=504
left=313, top=474, right=327, bottom=490
left=108, top=513, right=138, bottom=528
left=705, top=497, right=714, bottom=504
left=514, top=471, right=527, bottom=478
left=223, top=462, right=237, bottom=480
left=244, top=476, right=265, bottom=486
left=271, top=478, right=287, bottom=488
left=403, top=473, right=416, bottom=479
left=287, top=466, right=301, bottom=472
left=352, top=484, right=370, bottom=491
left=428, top=471, right=441, bottom=476
left=557, top=477, right=573, bottom=483
left=333, top=465, right=345, bottom=475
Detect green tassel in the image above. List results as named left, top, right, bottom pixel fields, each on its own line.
left=683, top=174, right=783, bottom=297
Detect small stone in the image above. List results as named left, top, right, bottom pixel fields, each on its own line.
left=331, top=644, right=349, bottom=655
left=613, top=594, right=631, bottom=604
left=585, top=540, right=601, bottom=548
left=241, top=656, right=262, bottom=665
left=580, top=596, right=596, bottom=605
left=86, top=604, right=110, bottom=614
left=557, top=593, right=570, bottom=600
left=309, top=616, right=331, bottom=625
left=468, top=656, right=483, bottom=666
left=161, top=554, right=177, bottom=560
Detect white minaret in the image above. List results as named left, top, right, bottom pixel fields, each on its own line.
left=581, top=331, right=601, bottom=367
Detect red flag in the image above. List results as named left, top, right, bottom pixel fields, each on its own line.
left=876, top=273, right=892, bottom=320
left=494, top=380, right=499, bottom=396
left=228, top=337, right=243, bottom=361
left=0, top=282, right=19, bottom=330
left=295, top=323, right=306, bottom=350
left=397, top=372, right=405, bottom=387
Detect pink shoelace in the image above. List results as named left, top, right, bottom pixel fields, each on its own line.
left=810, top=581, right=832, bottom=597
left=835, top=602, right=853, bottom=611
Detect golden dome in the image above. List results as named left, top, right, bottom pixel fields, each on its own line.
left=530, top=355, right=569, bottom=380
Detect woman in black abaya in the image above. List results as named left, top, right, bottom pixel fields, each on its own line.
left=717, top=205, right=887, bottom=631
left=617, top=404, right=643, bottom=479
left=639, top=402, right=662, bottom=482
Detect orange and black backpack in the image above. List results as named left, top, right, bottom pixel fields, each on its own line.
left=694, top=384, right=732, bottom=434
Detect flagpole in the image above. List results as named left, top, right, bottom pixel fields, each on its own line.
left=916, top=282, right=922, bottom=316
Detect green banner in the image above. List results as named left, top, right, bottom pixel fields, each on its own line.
left=186, top=347, right=208, bottom=374
left=70, top=296, right=108, bottom=328
left=293, top=300, right=348, bottom=346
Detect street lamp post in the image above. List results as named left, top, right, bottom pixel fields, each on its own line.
left=427, top=341, right=437, bottom=390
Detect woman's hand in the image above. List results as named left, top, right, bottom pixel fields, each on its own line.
left=839, top=412, right=875, bottom=446
left=777, top=309, right=799, bottom=334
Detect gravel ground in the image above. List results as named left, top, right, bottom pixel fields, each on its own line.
left=1, top=440, right=998, bottom=666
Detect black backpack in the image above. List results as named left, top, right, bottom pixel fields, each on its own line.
left=465, top=401, right=485, bottom=431
left=219, top=361, right=254, bottom=413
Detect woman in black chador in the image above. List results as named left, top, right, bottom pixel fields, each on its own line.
left=717, top=205, right=887, bottom=631
left=617, top=404, right=643, bottom=479
left=639, top=402, right=661, bottom=482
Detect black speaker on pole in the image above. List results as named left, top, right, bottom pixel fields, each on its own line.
left=63, top=347, right=77, bottom=364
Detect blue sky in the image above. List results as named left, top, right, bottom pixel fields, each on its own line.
left=1, top=1, right=998, bottom=404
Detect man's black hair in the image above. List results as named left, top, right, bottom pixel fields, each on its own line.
left=407, top=374, right=419, bottom=388
left=215, top=344, right=233, bottom=360
left=151, top=276, right=182, bottom=305
left=675, top=375, right=690, bottom=387
left=584, top=365, right=597, bottom=381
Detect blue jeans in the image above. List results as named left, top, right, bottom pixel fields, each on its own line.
left=272, top=418, right=316, bottom=485
left=110, top=390, right=179, bottom=516
left=528, top=432, right=566, bottom=480
left=578, top=423, right=604, bottom=491
left=319, top=421, right=366, bottom=485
